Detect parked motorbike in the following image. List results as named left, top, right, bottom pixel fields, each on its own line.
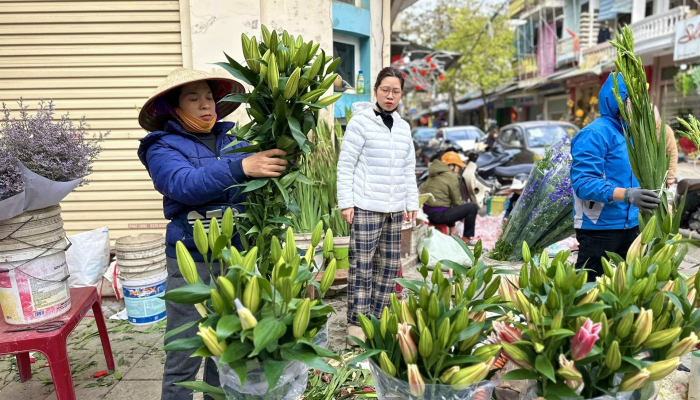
left=675, top=179, right=700, bottom=230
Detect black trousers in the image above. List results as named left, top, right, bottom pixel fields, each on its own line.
left=575, top=227, right=639, bottom=282
left=425, top=203, right=479, bottom=238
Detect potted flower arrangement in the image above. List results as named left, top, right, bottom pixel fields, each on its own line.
left=498, top=232, right=700, bottom=400
left=349, top=240, right=505, bottom=399
left=162, top=209, right=340, bottom=400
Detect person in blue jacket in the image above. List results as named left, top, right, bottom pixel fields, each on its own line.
left=571, top=74, right=660, bottom=281
left=137, top=68, right=287, bottom=400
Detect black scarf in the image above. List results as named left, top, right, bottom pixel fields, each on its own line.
left=374, top=102, right=395, bottom=131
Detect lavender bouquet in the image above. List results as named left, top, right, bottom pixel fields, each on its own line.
left=491, top=140, right=574, bottom=261
left=0, top=143, right=23, bottom=201
left=2, top=100, right=104, bottom=185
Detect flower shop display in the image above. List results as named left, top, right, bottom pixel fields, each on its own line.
left=498, top=233, right=700, bottom=400
left=348, top=240, right=504, bottom=399
left=0, top=100, right=105, bottom=220
left=162, top=209, right=340, bottom=400
left=216, top=26, right=342, bottom=270
left=490, top=140, right=573, bottom=262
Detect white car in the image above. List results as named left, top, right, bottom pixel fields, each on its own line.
left=429, top=126, right=485, bottom=151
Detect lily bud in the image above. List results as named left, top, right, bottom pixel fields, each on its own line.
left=293, top=299, right=311, bottom=339
left=197, top=325, right=227, bottom=357
left=501, top=342, right=533, bottom=370
left=695, top=272, right=700, bottom=293
left=450, top=362, right=490, bottom=389
left=614, top=264, right=627, bottom=295
left=601, top=258, right=614, bottom=278
left=270, top=236, right=282, bottom=264
left=322, top=228, right=333, bottom=257
left=605, top=341, right=621, bottom=370
left=557, top=354, right=583, bottom=381
left=632, top=308, right=654, bottom=347
left=218, top=276, right=235, bottom=305
left=210, top=289, right=225, bottom=315
left=407, top=364, right=426, bottom=397
left=388, top=315, right=399, bottom=335
left=474, top=240, right=483, bottom=260
left=417, top=309, right=427, bottom=333
left=195, top=303, right=208, bottom=318
left=522, top=241, right=531, bottom=263
left=452, top=307, right=470, bottom=334
left=242, top=247, right=257, bottom=273
left=421, top=246, right=430, bottom=266
left=630, top=278, right=647, bottom=297
left=641, top=218, right=656, bottom=244
left=440, top=366, right=460, bottom=383
left=380, top=307, right=390, bottom=338
left=626, top=234, right=644, bottom=265
left=519, top=266, right=529, bottom=289
left=600, top=316, right=609, bottom=341
left=551, top=310, right=563, bottom=330
left=320, top=258, right=337, bottom=293
left=473, top=344, right=502, bottom=361
left=619, top=369, right=650, bottom=392
left=646, top=357, right=681, bottom=381
left=193, top=219, right=209, bottom=257
left=419, top=286, right=430, bottom=310
left=554, top=264, right=566, bottom=289
left=577, top=288, right=599, bottom=306
left=574, top=271, right=587, bottom=291
left=175, top=242, right=199, bottom=285
left=428, top=293, right=439, bottom=319
left=398, top=325, right=418, bottom=364
left=400, top=301, right=416, bottom=326
left=499, top=276, right=516, bottom=302
left=667, top=332, right=700, bottom=358
left=358, top=313, right=375, bottom=341
left=616, top=311, right=634, bottom=338
left=208, top=218, right=220, bottom=254
left=419, top=327, right=434, bottom=358
left=311, top=221, right=323, bottom=248
left=644, top=327, right=682, bottom=349
left=653, top=312, right=671, bottom=332
left=431, top=264, right=444, bottom=286
left=230, top=246, right=244, bottom=266
left=466, top=279, right=478, bottom=300
left=379, top=351, right=397, bottom=377
left=531, top=265, right=543, bottom=289
left=438, top=318, right=451, bottom=349
left=234, top=299, right=258, bottom=330
left=643, top=274, right=658, bottom=299
left=242, top=276, right=261, bottom=314
left=390, top=293, right=401, bottom=317
left=649, top=292, right=665, bottom=317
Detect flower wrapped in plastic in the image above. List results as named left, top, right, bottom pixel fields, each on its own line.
left=491, top=139, right=573, bottom=261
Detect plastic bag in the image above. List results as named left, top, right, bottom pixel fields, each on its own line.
left=417, top=228, right=472, bottom=268
left=689, top=351, right=700, bottom=400
left=218, top=324, right=328, bottom=400
left=518, top=378, right=658, bottom=400
left=66, top=227, right=110, bottom=288
left=369, top=359, right=497, bottom=400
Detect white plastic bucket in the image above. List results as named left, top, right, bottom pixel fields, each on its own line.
left=119, top=270, right=167, bottom=325
left=116, top=233, right=166, bottom=280
left=0, top=243, right=72, bottom=325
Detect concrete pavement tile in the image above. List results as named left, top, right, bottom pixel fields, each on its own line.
left=102, top=380, right=163, bottom=400
left=122, top=353, right=164, bottom=381
left=0, top=379, right=54, bottom=399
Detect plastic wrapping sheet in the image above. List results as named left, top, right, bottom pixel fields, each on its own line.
left=519, top=378, right=659, bottom=400
left=0, top=163, right=80, bottom=221
left=217, top=324, right=328, bottom=400
left=369, top=359, right=498, bottom=400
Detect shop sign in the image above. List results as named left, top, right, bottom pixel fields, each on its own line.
left=565, top=74, right=599, bottom=88
left=504, top=98, right=515, bottom=107
left=516, top=95, right=538, bottom=106
left=674, top=14, right=700, bottom=61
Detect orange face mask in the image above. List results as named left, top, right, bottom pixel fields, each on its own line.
left=175, top=108, right=217, bottom=134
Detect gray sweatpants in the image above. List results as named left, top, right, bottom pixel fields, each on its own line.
left=162, top=257, right=220, bottom=400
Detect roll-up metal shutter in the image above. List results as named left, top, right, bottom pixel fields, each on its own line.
left=0, top=1, right=184, bottom=242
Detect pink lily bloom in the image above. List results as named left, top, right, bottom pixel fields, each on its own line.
left=571, top=318, right=601, bottom=361
left=493, top=321, right=523, bottom=343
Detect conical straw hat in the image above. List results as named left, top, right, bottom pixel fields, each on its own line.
left=139, top=68, right=246, bottom=132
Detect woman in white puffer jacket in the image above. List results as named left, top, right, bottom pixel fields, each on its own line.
left=337, top=67, right=419, bottom=345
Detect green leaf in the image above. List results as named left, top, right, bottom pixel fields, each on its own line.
left=252, top=318, right=287, bottom=356
left=225, top=144, right=260, bottom=154
left=566, top=303, right=609, bottom=317
left=279, top=171, right=300, bottom=188
left=216, top=315, right=242, bottom=341
left=544, top=329, right=575, bottom=339
left=162, top=336, right=204, bottom=352
left=501, top=369, right=541, bottom=381
left=243, top=179, right=270, bottom=193
left=230, top=360, right=248, bottom=387
left=456, top=321, right=484, bottom=342
left=442, top=355, right=485, bottom=367
left=264, top=360, right=286, bottom=391
left=161, top=283, right=212, bottom=304
left=393, top=278, right=426, bottom=294
left=297, top=339, right=340, bottom=359
left=622, top=356, right=645, bottom=370
left=296, top=173, right=313, bottom=185
left=438, top=259, right=470, bottom=277
left=288, top=117, right=309, bottom=152
left=164, top=318, right=203, bottom=341
left=191, top=345, right=214, bottom=358
left=174, top=381, right=226, bottom=400
left=535, top=354, right=556, bottom=383
left=281, top=346, right=337, bottom=373
left=272, top=178, right=290, bottom=207
left=345, top=349, right=383, bottom=367
left=547, top=382, right=583, bottom=399
left=575, top=282, right=598, bottom=297
left=663, top=291, right=686, bottom=316
left=220, top=341, right=253, bottom=364
left=296, top=100, right=327, bottom=109
left=220, top=93, right=249, bottom=103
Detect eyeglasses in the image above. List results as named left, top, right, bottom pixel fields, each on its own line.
left=378, top=86, right=402, bottom=95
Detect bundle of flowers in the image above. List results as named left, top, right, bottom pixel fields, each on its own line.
left=497, top=229, right=700, bottom=400
left=491, top=140, right=573, bottom=261
left=0, top=143, right=23, bottom=201
left=349, top=241, right=505, bottom=399
left=162, top=209, right=340, bottom=399
left=2, top=100, right=104, bottom=185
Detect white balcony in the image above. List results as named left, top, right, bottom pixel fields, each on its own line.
left=581, top=41, right=617, bottom=66
left=629, top=6, right=689, bottom=54
left=556, top=37, right=576, bottom=67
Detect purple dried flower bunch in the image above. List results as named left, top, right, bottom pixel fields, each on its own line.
left=0, top=141, right=24, bottom=201
left=1, top=99, right=106, bottom=186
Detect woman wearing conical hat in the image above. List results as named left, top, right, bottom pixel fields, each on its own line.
left=137, top=68, right=286, bottom=399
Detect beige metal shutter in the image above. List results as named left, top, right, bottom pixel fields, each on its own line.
left=0, top=0, right=184, bottom=242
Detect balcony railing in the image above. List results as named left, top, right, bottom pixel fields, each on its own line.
left=580, top=41, right=616, bottom=66
left=629, top=6, right=689, bottom=53
left=556, top=37, right=576, bottom=67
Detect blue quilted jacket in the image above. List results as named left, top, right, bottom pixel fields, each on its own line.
left=137, top=120, right=249, bottom=260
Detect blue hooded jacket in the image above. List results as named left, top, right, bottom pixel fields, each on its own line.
left=570, top=74, right=639, bottom=230
left=137, top=120, right=250, bottom=260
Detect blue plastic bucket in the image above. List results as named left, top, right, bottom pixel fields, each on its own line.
left=120, top=270, right=167, bottom=325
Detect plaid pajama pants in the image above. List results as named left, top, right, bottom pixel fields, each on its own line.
left=347, top=207, right=404, bottom=326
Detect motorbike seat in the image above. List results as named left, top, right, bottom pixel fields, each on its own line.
left=494, top=164, right=533, bottom=178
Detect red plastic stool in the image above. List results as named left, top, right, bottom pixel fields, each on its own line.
left=0, top=287, right=114, bottom=400
left=428, top=223, right=449, bottom=235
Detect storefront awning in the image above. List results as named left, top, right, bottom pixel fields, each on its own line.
left=456, top=96, right=497, bottom=111
left=552, top=65, right=602, bottom=81
left=598, top=0, right=632, bottom=21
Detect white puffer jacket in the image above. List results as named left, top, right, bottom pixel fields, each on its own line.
left=337, top=102, right=419, bottom=213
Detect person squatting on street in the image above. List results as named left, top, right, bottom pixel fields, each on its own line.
left=570, top=74, right=660, bottom=282
left=502, top=173, right=527, bottom=225
left=421, top=151, right=479, bottom=244
left=137, top=68, right=288, bottom=400
left=337, top=67, right=419, bottom=346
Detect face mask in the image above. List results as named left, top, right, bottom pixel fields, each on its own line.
left=175, top=108, right=217, bottom=134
